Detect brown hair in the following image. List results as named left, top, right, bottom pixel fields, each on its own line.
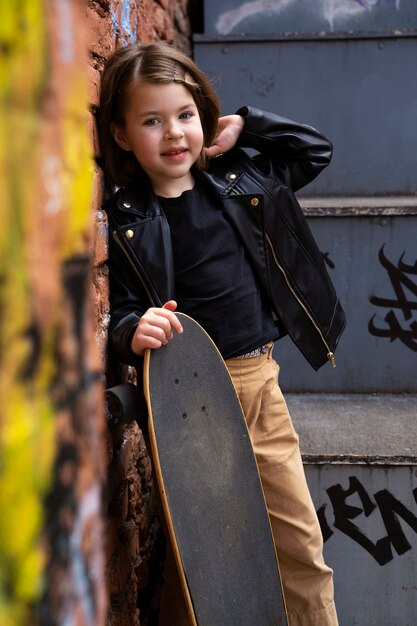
left=97, top=42, right=221, bottom=192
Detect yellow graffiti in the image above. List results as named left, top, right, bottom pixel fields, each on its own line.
left=0, top=2, right=50, bottom=624
left=61, top=89, right=95, bottom=259
left=0, top=0, right=93, bottom=623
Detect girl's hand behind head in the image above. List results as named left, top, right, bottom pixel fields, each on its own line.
left=204, top=115, right=244, bottom=159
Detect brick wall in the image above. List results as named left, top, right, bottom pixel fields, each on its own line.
left=0, top=3, right=192, bottom=625
left=87, top=2, right=192, bottom=625
left=1, top=1, right=107, bottom=625
left=89, top=0, right=192, bottom=363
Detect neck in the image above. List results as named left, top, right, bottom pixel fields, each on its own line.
left=152, top=173, right=195, bottom=199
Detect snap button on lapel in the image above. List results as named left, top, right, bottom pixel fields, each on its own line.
left=125, top=229, right=134, bottom=239
left=226, top=172, right=237, bottom=181
left=250, top=197, right=260, bottom=206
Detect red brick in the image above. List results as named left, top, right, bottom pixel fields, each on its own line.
left=87, top=2, right=192, bottom=624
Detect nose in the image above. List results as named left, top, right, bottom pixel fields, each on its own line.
left=164, top=119, right=184, bottom=139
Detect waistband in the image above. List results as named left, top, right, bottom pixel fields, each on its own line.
left=233, top=342, right=273, bottom=359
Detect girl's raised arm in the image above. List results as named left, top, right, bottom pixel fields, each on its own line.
left=235, top=105, right=332, bottom=192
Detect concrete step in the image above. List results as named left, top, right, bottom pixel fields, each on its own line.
left=286, top=393, right=417, bottom=464
left=299, top=195, right=417, bottom=216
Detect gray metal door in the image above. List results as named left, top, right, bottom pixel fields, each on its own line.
left=194, top=1, right=417, bottom=392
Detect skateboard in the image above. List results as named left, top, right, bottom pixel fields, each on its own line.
left=143, top=312, right=288, bottom=626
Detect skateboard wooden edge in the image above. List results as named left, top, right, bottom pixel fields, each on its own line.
left=143, top=312, right=289, bottom=625
left=143, top=346, right=198, bottom=626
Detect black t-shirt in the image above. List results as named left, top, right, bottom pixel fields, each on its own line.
left=158, top=181, right=278, bottom=358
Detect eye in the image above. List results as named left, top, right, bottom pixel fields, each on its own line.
left=144, top=118, right=159, bottom=126
left=179, top=111, right=193, bottom=120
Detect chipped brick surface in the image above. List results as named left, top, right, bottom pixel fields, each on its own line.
left=1, top=1, right=189, bottom=625
left=86, top=1, right=192, bottom=624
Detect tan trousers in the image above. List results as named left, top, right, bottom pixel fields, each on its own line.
left=159, top=347, right=338, bottom=626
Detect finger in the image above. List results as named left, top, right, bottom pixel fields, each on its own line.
left=150, top=325, right=171, bottom=345
left=145, top=313, right=174, bottom=340
left=136, top=319, right=172, bottom=348
left=162, top=300, right=178, bottom=312
left=158, top=300, right=183, bottom=334
left=204, top=145, right=223, bottom=159
left=131, top=331, right=166, bottom=355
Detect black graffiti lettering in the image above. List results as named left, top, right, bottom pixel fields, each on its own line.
left=370, top=247, right=417, bottom=319
left=325, top=476, right=393, bottom=566
left=317, top=504, right=334, bottom=542
left=369, top=246, right=417, bottom=351
left=368, top=311, right=417, bottom=352
left=320, top=476, right=417, bottom=566
left=370, top=297, right=417, bottom=315
left=374, top=489, right=417, bottom=557
left=322, top=252, right=335, bottom=270
left=398, top=255, right=417, bottom=276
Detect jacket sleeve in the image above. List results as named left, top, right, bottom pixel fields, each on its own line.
left=106, top=228, right=149, bottom=368
left=235, top=105, right=332, bottom=192
left=108, top=234, right=146, bottom=366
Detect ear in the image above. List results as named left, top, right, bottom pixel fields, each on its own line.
left=111, top=123, right=131, bottom=151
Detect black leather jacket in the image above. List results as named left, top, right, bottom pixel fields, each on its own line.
left=105, top=106, right=346, bottom=370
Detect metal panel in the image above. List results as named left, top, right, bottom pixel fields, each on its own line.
left=275, top=210, right=417, bottom=393
left=287, top=393, right=417, bottom=626
left=305, top=463, right=417, bottom=626
left=194, top=36, right=417, bottom=196
left=195, top=10, right=417, bottom=625
left=205, top=0, right=417, bottom=35
left=194, top=1, right=417, bottom=392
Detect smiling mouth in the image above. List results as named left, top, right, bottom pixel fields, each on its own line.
left=162, top=148, right=188, bottom=156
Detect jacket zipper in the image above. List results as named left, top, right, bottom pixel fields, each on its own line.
left=266, top=233, right=336, bottom=367
left=113, top=230, right=157, bottom=308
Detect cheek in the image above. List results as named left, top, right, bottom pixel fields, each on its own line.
left=195, top=125, right=205, bottom=148
left=133, top=133, right=157, bottom=160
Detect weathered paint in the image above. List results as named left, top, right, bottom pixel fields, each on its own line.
left=37, top=0, right=107, bottom=622
left=0, top=0, right=98, bottom=624
left=276, top=214, right=417, bottom=392
left=0, top=2, right=52, bottom=625
left=305, top=464, right=417, bottom=625
left=194, top=36, right=417, bottom=197
left=209, top=0, right=412, bottom=35
left=2, top=0, right=194, bottom=624
left=287, top=393, right=417, bottom=624
left=110, top=0, right=139, bottom=45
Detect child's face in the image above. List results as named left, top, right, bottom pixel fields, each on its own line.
left=113, top=80, right=204, bottom=197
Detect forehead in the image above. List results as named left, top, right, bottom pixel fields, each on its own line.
left=124, top=80, right=197, bottom=114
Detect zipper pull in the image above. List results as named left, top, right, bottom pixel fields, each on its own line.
left=327, top=352, right=336, bottom=368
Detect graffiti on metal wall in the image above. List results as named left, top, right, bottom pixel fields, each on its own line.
left=322, top=251, right=336, bottom=270
left=368, top=246, right=417, bottom=352
left=318, top=475, right=417, bottom=566
left=216, top=0, right=403, bottom=34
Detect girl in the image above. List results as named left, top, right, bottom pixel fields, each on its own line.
left=98, top=42, right=345, bottom=626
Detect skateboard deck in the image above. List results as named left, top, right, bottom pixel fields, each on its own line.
left=143, top=312, right=288, bottom=626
